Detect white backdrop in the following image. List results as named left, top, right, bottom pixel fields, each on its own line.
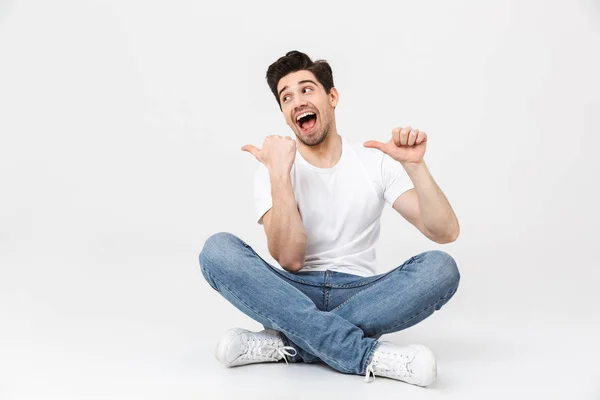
left=1, top=1, right=599, bottom=399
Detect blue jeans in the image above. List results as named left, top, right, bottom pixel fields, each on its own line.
left=199, top=232, right=460, bottom=376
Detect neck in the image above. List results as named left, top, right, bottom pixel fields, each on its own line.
left=297, top=130, right=342, bottom=168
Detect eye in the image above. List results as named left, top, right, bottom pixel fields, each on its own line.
left=303, top=87, right=313, bottom=93
left=282, top=95, right=291, bottom=103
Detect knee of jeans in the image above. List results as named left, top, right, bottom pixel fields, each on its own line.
left=419, top=250, right=460, bottom=293
left=199, top=232, right=245, bottom=276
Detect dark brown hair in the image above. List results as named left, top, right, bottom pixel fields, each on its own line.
left=266, top=50, right=335, bottom=108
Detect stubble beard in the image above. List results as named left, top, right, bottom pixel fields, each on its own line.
left=295, top=119, right=329, bottom=147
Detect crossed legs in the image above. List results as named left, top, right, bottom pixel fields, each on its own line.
left=199, top=232, right=460, bottom=375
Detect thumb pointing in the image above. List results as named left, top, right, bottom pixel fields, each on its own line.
left=241, top=144, right=261, bottom=160
left=363, top=140, right=387, bottom=153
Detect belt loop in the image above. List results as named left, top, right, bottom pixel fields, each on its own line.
left=324, top=270, right=332, bottom=287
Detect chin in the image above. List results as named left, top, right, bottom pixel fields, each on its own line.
left=297, top=130, right=328, bottom=147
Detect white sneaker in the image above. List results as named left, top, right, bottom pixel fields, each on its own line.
left=364, top=341, right=437, bottom=387
left=215, top=328, right=298, bottom=367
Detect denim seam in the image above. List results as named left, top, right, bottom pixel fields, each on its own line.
left=331, top=256, right=417, bottom=289
left=329, top=261, right=413, bottom=313
left=324, top=271, right=332, bottom=310
left=377, top=287, right=459, bottom=335
left=361, top=340, right=381, bottom=375
left=331, top=274, right=388, bottom=289
left=201, top=267, right=358, bottom=374
left=200, top=266, right=218, bottom=291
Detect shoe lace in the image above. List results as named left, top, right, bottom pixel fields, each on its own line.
left=245, top=336, right=298, bottom=366
left=364, top=353, right=413, bottom=383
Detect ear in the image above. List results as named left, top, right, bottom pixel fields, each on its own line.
left=329, top=87, right=339, bottom=108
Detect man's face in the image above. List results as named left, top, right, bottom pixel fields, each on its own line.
left=277, top=70, right=338, bottom=146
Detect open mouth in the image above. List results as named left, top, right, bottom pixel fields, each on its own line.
left=295, top=111, right=318, bottom=133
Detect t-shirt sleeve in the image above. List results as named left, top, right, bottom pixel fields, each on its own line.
left=253, top=164, right=272, bottom=225
left=381, top=153, right=414, bottom=206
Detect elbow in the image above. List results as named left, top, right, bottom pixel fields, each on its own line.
left=270, top=234, right=307, bottom=273
left=278, top=253, right=305, bottom=272
left=281, top=261, right=304, bottom=273
left=435, top=234, right=457, bottom=244
left=436, top=225, right=460, bottom=244
left=272, top=250, right=305, bottom=272
left=270, top=252, right=305, bottom=272
left=429, top=223, right=460, bottom=244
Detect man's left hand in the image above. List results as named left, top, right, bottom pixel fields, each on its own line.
left=364, top=126, right=427, bottom=165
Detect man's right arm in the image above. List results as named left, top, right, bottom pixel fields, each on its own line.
left=262, top=172, right=306, bottom=272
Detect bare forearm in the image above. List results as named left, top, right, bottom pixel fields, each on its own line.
left=403, top=161, right=460, bottom=243
left=266, top=173, right=307, bottom=271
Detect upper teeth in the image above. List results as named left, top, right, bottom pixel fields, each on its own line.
left=296, top=112, right=315, bottom=122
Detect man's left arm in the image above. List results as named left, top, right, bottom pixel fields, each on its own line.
left=364, top=126, right=460, bottom=244
left=393, top=163, right=459, bottom=243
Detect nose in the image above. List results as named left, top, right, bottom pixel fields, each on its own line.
left=292, top=96, right=308, bottom=110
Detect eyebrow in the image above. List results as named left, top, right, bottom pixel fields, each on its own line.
left=278, top=80, right=318, bottom=98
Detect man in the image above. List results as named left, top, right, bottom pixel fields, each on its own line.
left=199, top=50, right=460, bottom=387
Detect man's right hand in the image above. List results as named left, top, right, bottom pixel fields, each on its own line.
left=242, top=135, right=297, bottom=176
left=242, top=135, right=306, bottom=271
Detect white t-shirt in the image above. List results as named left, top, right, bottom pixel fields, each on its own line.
left=253, top=136, right=414, bottom=277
